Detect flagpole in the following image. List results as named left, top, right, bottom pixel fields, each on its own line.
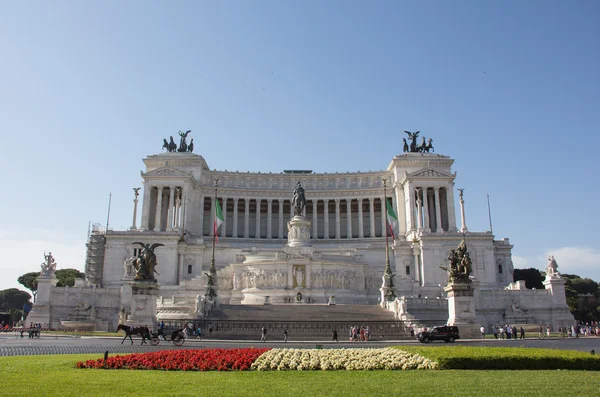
left=207, top=178, right=219, bottom=300
left=210, top=179, right=219, bottom=274
left=383, top=178, right=390, bottom=272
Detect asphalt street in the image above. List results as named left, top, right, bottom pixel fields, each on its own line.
left=1, top=333, right=599, bottom=356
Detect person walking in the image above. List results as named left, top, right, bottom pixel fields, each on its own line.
left=283, top=328, right=288, bottom=343
left=332, top=329, right=338, bottom=342
left=261, top=326, right=267, bottom=342
left=480, top=326, right=485, bottom=339
left=520, top=326, right=525, bottom=339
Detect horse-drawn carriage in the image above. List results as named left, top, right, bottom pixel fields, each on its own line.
left=116, top=324, right=186, bottom=346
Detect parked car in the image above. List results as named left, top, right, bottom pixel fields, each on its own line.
left=417, top=325, right=460, bottom=343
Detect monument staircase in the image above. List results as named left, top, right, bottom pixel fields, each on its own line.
left=186, top=304, right=411, bottom=340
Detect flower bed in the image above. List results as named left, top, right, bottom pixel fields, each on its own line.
left=76, top=347, right=437, bottom=371
left=76, top=348, right=270, bottom=371
left=251, top=348, right=437, bottom=371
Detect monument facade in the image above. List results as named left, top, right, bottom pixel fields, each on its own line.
left=30, top=131, right=574, bottom=331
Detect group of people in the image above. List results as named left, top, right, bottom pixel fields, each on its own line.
left=348, top=325, right=371, bottom=342
left=490, top=325, right=526, bottom=339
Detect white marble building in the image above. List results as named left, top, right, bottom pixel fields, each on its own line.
left=30, top=143, right=574, bottom=331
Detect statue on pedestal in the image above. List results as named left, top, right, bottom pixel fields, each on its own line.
left=40, top=252, right=57, bottom=277
left=546, top=256, right=560, bottom=277
left=132, top=242, right=164, bottom=281
left=292, top=181, right=306, bottom=216
left=440, top=238, right=472, bottom=283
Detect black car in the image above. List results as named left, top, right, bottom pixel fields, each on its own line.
left=417, top=325, right=460, bottom=343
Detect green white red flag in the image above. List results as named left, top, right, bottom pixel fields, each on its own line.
left=214, top=199, right=224, bottom=242
left=385, top=198, right=398, bottom=240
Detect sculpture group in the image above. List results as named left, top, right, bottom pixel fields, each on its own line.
left=132, top=242, right=164, bottom=281
left=40, top=252, right=57, bottom=277
left=403, top=131, right=434, bottom=153
left=440, top=238, right=472, bottom=283
left=162, top=130, right=194, bottom=153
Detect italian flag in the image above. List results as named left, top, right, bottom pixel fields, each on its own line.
left=214, top=199, right=224, bottom=242
left=385, top=198, right=398, bottom=240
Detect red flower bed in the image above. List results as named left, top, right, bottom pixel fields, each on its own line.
left=76, top=348, right=270, bottom=371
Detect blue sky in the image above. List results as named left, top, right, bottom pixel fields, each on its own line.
left=1, top=1, right=599, bottom=292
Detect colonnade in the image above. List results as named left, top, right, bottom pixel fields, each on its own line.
left=200, top=197, right=395, bottom=240
left=410, top=186, right=455, bottom=233
left=143, top=186, right=184, bottom=232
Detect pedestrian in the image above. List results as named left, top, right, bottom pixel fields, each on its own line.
left=539, top=325, right=543, bottom=339
left=332, top=329, right=338, bottom=342
left=520, top=326, right=525, bottom=339
left=197, top=326, right=202, bottom=339
left=283, top=328, right=288, bottom=343
left=480, top=326, right=485, bottom=339
left=261, top=326, right=267, bottom=342
left=546, top=326, right=551, bottom=338
left=512, top=326, right=517, bottom=340
left=493, top=327, right=498, bottom=339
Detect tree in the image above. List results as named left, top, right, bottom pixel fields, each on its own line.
left=562, top=273, right=600, bottom=322
left=55, top=269, right=86, bottom=287
left=0, top=288, right=32, bottom=312
left=513, top=268, right=544, bottom=289
left=18, top=272, right=39, bottom=302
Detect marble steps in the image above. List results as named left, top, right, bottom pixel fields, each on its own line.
left=207, top=304, right=396, bottom=322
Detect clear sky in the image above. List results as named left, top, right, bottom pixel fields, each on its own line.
left=1, top=1, right=599, bottom=292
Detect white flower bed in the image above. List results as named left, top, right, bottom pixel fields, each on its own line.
left=251, top=348, right=438, bottom=371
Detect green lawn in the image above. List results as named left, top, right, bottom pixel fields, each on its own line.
left=2, top=353, right=600, bottom=397
left=398, top=345, right=600, bottom=369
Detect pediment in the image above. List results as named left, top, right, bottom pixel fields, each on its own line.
left=143, top=167, right=191, bottom=178
left=409, top=167, right=454, bottom=179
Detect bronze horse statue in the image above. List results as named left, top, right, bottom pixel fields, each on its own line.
left=116, top=324, right=151, bottom=345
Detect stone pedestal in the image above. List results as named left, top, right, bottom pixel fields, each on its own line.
left=287, top=216, right=311, bottom=247
left=26, top=274, right=57, bottom=327
left=126, top=281, right=159, bottom=327
left=444, top=282, right=480, bottom=338
left=543, top=275, right=576, bottom=330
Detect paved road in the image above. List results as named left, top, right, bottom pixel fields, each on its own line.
left=1, top=333, right=599, bottom=356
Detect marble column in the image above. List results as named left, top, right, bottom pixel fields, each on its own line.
left=346, top=199, right=352, bottom=239
left=369, top=198, right=376, bottom=237
left=278, top=199, right=284, bottom=239
left=244, top=199, right=250, bottom=238
left=407, top=183, right=416, bottom=231
left=174, top=188, right=181, bottom=229
left=422, top=187, right=431, bottom=233
left=130, top=190, right=139, bottom=230
left=255, top=199, right=261, bottom=238
left=447, top=186, right=458, bottom=231
left=459, top=190, right=468, bottom=233
left=323, top=199, right=329, bottom=239
left=312, top=200, right=318, bottom=239
left=335, top=199, right=341, bottom=239
left=267, top=199, right=273, bottom=239
left=232, top=198, right=239, bottom=238
left=357, top=198, right=364, bottom=238
left=199, top=196, right=205, bottom=236
left=221, top=198, right=228, bottom=237
left=167, top=187, right=175, bottom=231
left=140, top=183, right=151, bottom=230
left=155, top=186, right=164, bottom=231
left=416, top=189, right=423, bottom=231
left=434, top=187, right=443, bottom=233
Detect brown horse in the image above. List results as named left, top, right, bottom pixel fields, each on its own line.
left=116, top=324, right=150, bottom=345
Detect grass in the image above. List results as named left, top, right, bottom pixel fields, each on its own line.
left=398, top=345, right=600, bottom=370
left=2, top=353, right=600, bottom=396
